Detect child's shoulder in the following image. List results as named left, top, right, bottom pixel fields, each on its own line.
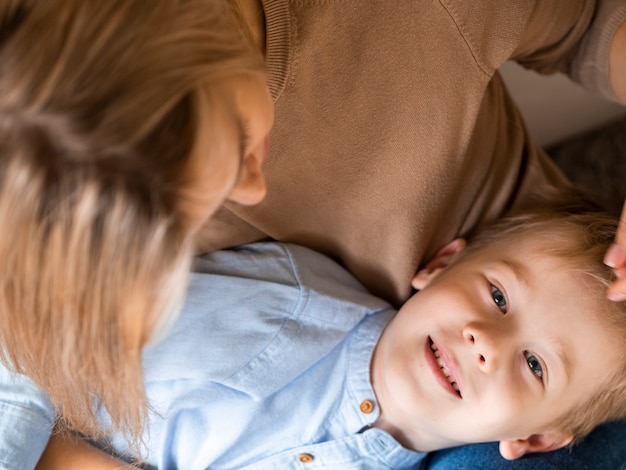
left=195, top=242, right=392, bottom=318
left=144, top=242, right=392, bottom=397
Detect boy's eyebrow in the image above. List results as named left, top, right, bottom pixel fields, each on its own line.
left=501, top=258, right=572, bottom=385
left=501, top=259, right=530, bottom=290
left=553, top=341, right=572, bottom=386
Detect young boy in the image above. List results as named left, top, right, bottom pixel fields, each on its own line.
left=5, top=209, right=626, bottom=469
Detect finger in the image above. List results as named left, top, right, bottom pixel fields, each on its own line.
left=604, top=243, right=626, bottom=269
left=607, top=276, right=626, bottom=302
left=616, top=198, right=626, bottom=246
left=604, top=199, right=626, bottom=268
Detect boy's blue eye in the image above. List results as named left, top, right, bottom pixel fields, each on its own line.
left=524, top=351, right=543, bottom=380
left=490, top=285, right=507, bottom=313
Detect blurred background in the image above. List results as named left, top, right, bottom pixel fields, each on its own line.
left=501, top=61, right=626, bottom=147
left=501, top=61, right=626, bottom=216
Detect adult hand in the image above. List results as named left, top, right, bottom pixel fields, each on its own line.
left=605, top=198, right=626, bottom=301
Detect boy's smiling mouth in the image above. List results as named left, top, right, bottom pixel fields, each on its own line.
left=427, top=337, right=462, bottom=398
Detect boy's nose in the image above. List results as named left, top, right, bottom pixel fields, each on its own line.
left=463, top=322, right=506, bottom=372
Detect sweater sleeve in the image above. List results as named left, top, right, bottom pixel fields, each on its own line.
left=510, top=0, right=626, bottom=102
left=441, top=0, right=626, bottom=101
left=439, top=0, right=594, bottom=72
left=567, top=0, right=626, bottom=102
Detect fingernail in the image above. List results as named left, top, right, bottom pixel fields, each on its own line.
left=608, top=291, right=626, bottom=302
left=604, top=244, right=626, bottom=268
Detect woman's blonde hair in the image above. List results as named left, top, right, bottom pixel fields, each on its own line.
left=0, top=0, right=265, bottom=448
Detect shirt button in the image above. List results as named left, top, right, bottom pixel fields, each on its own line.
left=360, top=399, right=375, bottom=414
left=298, top=453, right=314, bottom=463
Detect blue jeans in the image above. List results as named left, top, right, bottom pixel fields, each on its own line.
left=424, top=420, right=626, bottom=469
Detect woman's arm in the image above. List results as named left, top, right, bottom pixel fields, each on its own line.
left=36, top=433, right=134, bottom=470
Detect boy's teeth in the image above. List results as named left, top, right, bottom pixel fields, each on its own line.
left=430, top=340, right=459, bottom=391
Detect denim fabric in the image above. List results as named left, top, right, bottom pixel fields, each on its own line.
left=0, top=366, right=54, bottom=470
left=424, top=420, right=626, bottom=469
left=100, top=243, right=427, bottom=468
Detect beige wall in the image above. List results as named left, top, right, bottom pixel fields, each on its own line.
left=500, top=61, right=626, bottom=147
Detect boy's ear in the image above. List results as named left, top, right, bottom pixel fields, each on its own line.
left=499, top=433, right=574, bottom=460
left=411, top=238, right=467, bottom=290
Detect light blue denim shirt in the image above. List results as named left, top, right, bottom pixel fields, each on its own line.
left=0, top=243, right=426, bottom=469
left=0, top=364, right=54, bottom=470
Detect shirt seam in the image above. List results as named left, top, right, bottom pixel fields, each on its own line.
left=437, top=0, right=490, bottom=78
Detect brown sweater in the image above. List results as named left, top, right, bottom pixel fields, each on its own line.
left=197, top=0, right=626, bottom=306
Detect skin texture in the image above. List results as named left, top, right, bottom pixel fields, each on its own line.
left=371, top=237, right=621, bottom=460
left=37, top=433, right=133, bottom=470
left=181, top=73, right=274, bottom=232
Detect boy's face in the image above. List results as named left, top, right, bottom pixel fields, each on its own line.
left=371, top=236, right=621, bottom=459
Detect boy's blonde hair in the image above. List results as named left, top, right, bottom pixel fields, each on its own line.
left=465, top=204, right=626, bottom=443
left=0, top=0, right=265, bottom=447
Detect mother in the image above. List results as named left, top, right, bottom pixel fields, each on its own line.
left=0, top=0, right=625, bottom=466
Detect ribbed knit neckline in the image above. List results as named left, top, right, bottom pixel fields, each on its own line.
left=261, top=0, right=291, bottom=101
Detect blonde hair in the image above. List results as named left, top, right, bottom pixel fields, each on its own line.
left=465, top=204, right=626, bottom=443
left=0, top=0, right=265, bottom=448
